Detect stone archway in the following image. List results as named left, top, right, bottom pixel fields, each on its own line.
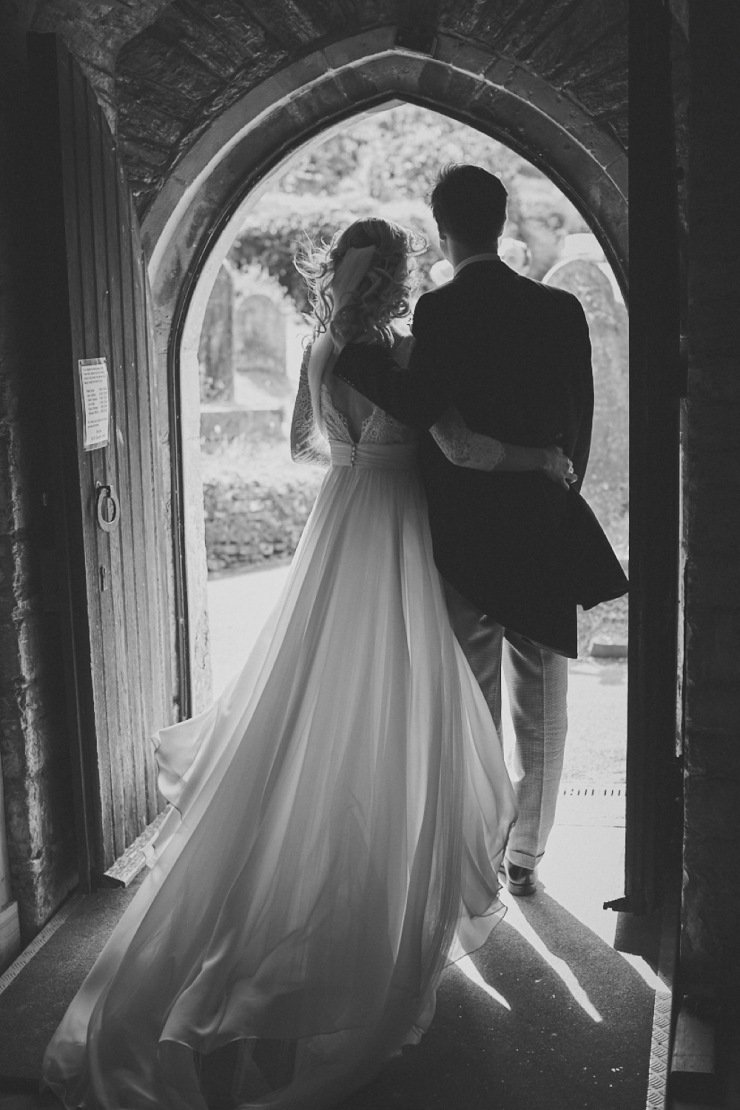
left=142, top=32, right=628, bottom=711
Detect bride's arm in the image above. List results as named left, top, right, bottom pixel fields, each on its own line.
left=290, top=348, right=330, bottom=465
left=430, top=408, right=576, bottom=489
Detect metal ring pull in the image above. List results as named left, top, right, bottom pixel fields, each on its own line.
left=95, top=482, right=120, bottom=533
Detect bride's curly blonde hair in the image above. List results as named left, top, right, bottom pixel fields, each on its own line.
left=295, top=217, right=425, bottom=347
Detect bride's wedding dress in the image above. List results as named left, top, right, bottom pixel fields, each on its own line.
left=43, top=354, right=516, bottom=1109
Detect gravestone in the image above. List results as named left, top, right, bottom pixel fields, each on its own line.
left=233, top=285, right=290, bottom=408
left=198, top=264, right=234, bottom=403
left=518, top=213, right=566, bottom=279
left=544, top=256, right=629, bottom=513
left=200, top=269, right=291, bottom=449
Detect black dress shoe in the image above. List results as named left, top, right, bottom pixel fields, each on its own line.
left=503, top=860, right=537, bottom=897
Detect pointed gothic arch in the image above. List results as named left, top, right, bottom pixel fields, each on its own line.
left=141, top=35, right=676, bottom=917
left=141, top=33, right=628, bottom=706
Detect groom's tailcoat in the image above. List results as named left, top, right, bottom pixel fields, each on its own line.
left=334, top=258, right=627, bottom=657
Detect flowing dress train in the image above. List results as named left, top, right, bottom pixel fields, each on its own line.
left=43, top=369, right=517, bottom=1109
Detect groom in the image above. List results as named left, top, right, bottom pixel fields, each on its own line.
left=334, top=164, right=626, bottom=895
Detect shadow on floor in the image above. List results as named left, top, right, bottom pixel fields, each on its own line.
left=338, top=893, right=656, bottom=1110
left=0, top=827, right=659, bottom=1109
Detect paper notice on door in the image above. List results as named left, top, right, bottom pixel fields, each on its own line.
left=79, top=357, right=110, bottom=451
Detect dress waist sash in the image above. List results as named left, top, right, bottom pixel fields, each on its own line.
left=330, top=441, right=417, bottom=471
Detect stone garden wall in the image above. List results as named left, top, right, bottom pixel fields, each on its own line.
left=0, top=39, right=79, bottom=953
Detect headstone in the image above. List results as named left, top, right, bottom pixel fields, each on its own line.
left=233, top=290, right=287, bottom=398
left=198, top=265, right=234, bottom=403
left=518, top=213, right=566, bottom=279
left=544, top=255, right=629, bottom=530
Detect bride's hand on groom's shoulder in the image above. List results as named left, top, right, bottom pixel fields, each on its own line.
left=542, top=446, right=577, bottom=489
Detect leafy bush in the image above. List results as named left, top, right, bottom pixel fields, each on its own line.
left=201, top=439, right=325, bottom=573
left=229, top=103, right=590, bottom=300
left=228, top=193, right=440, bottom=316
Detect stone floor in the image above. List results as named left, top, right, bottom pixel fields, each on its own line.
left=0, top=785, right=665, bottom=1109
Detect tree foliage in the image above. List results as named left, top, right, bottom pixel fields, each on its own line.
left=228, top=104, right=590, bottom=308
left=230, top=194, right=440, bottom=317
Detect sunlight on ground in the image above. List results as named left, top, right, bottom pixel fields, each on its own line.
left=502, top=897, right=604, bottom=1023
left=537, top=821, right=624, bottom=951
left=618, top=951, right=669, bottom=994
left=453, top=901, right=661, bottom=1029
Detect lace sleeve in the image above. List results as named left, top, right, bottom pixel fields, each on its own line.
left=430, top=408, right=506, bottom=471
left=290, top=346, right=330, bottom=465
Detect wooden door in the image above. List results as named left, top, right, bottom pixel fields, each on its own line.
left=30, top=36, right=175, bottom=881
left=612, top=0, right=683, bottom=914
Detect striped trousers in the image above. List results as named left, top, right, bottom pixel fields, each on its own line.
left=444, top=581, right=569, bottom=869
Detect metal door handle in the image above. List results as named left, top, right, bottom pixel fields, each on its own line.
left=95, top=483, right=120, bottom=532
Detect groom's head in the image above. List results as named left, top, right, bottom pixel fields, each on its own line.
left=431, top=165, right=507, bottom=253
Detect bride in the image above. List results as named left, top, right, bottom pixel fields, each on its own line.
left=43, top=217, right=573, bottom=1109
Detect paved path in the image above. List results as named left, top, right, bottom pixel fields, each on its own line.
left=206, top=566, right=628, bottom=788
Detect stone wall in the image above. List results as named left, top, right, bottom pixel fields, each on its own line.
left=0, top=33, right=79, bottom=943
left=94, top=1, right=627, bottom=219
left=681, top=1, right=740, bottom=1002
